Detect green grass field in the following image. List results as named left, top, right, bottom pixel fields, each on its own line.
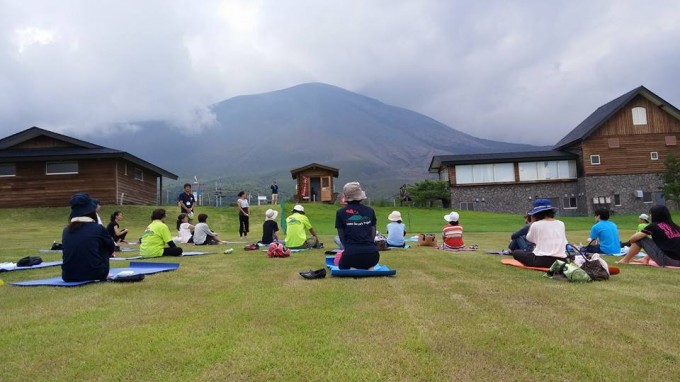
left=1, top=203, right=679, bottom=381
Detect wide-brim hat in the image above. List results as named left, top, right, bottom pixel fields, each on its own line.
left=265, top=209, right=278, bottom=220
left=444, top=211, right=459, bottom=222
left=639, top=213, right=650, bottom=222
left=69, top=192, right=97, bottom=218
left=528, top=198, right=557, bottom=216
left=343, top=181, right=367, bottom=201
left=292, top=204, right=305, bottom=212
left=388, top=211, right=402, bottom=221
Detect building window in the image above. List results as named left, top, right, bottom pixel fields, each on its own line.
left=459, top=202, right=475, bottom=211
left=614, top=194, right=621, bottom=206
left=650, top=152, right=659, bottom=161
left=455, top=163, right=514, bottom=184
left=590, top=155, right=600, bottom=165
left=563, top=197, right=577, bottom=209
left=440, top=167, right=449, bottom=182
left=134, top=168, right=143, bottom=181
left=0, top=163, right=16, bottom=177
left=518, top=160, right=577, bottom=181
left=46, top=161, right=78, bottom=175
left=642, top=192, right=653, bottom=203
left=632, top=107, right=647, bottom=125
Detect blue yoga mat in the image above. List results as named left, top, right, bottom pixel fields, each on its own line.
left=324, top=256, right=396, bottom=277
left=10, top=261, right=180, bottom=287
left=0, top=260, right=63, bottom=273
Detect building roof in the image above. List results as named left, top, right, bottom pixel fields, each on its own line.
left=554, top=86, right=680, bottom=150
left=290, top=162, right=339, bottom=179
left=0, top=127, right=178, bottom=179
left=428, top=150, right=577, bottom=172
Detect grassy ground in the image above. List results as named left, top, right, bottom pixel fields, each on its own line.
left=1, top=203, right=679, bottom=381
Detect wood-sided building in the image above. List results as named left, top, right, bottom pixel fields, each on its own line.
left=0, top=127, right=178, bottom=207
left=290, top=163, right=339, bottom=203
left=429, top=86, right=680, bottom=216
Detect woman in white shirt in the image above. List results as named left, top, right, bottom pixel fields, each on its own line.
left=237, top=191, right=250, bottom=238
left=176, top=213, right=195, bottom=243
left=512, top=199, right=568, bottom=267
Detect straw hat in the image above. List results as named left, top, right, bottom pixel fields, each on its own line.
left=265, top=209, right=278, bottom=221
left=343, top=181, right=367, bottom=201
left=388, top=211, right=402, bottom=222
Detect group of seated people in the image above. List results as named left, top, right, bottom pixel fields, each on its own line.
left=507, top=199, right=680, bottom=268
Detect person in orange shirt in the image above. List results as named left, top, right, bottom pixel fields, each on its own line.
left=442, top=211, right=464, bottom=249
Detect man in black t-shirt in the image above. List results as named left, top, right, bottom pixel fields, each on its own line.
left=177, top=183, right=196, bottom=217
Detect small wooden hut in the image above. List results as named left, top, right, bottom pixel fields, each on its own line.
left=290, top=163, right=339, bottom=203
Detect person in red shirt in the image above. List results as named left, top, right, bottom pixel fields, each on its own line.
left=442, top=211, right=464, bottom=249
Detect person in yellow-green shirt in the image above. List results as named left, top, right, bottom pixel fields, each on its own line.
left=285, top=204, right=318, bottom=249
left=140, top=209, right=183, bottom=257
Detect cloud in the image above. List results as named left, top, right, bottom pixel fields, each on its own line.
left=0, top=0, right=679, bottom=146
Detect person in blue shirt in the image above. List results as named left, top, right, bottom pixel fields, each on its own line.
left=584, top=208, right=620, bottom=254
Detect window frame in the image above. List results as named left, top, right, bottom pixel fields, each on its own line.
left=650, top=152, right=659, bottom=161
left=0, top=163, right=16, bottom=177
left=614, top=194, right=621, bottom=206
left=134, top=167, right=144, bottom=181
left=562, top=196, right=577, bottom=209
left=632, top=107, right=648, bottom=126
left=590, top=155, right=601, bottom=165
left=46, top=161, right=78, bottom=175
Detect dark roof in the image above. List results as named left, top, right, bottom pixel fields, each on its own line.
left=428, top=150, right=577, bottom=172
left=0, top=127, right=178, bottom=179
left=554, top=86, right=680, bottom=149
left=290, top=162, right=339, bottom=179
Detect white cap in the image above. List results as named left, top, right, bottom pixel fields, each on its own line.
left=639, top=213, right=649, bottom=222
left=444, top=211, right=460, bottom=222
left=292, top=204, right=305, bottom=212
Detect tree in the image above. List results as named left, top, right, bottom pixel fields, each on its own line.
left=408, top=180, right=451, bottom=208
left=661, top=154, right=680, bottom=209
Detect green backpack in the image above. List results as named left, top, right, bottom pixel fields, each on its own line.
left=546, top=260, right=591, bottom=282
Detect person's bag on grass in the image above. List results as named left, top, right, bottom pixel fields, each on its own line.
left=50, top=242, right=63, bottom=251
left=267, top=243, right=291, bottom=258
left=568, top=243, right=610, bottom=281
left=546, top=260, right=591, bottom=282
left=17, top=256, right=43, bottom=267
left=418, top=234, right=437, bottom=247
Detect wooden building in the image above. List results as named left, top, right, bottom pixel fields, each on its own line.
left=290, top=163, right=339, bottom=203
left=0, top=127, right=178, bottom=207
left=429, top=86, right=680, bottom=216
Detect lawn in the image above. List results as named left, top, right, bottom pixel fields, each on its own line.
left=0, top=203, right=678, bottom=381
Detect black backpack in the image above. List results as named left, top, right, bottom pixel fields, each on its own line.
left=17, top=256, right=43, bottom=267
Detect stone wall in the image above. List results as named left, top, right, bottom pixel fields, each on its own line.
left=582, top=173, right=664, bottom=215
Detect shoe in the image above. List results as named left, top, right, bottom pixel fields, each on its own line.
left=299, top=268, right=327, bottom=279
left=243, top=243, right=259, bottom=251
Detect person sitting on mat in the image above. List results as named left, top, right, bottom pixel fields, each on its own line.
left=335, top=182, right=379, bottom=270
left=176, top=213, right=194, bottom=244
left=508, top=213, right=534, bottom=252
left=386, top=210, right=406, bottom=248
left=442, top=211, right=464, bottom=249
left=617, top=205, right=680, bottom=266
left=140, top=209, right=183, bottom=257
left=583, top=208, right=620, bottom=255
left=193, top=213, right=225, bottom=245
left=62, top=193, right=115, bottom=282
left=512, top=199, right=568, bottom=268
left=107, top=211, right=129, bottom=244
left=261, top=209, right=280, bottom=245
left=285, top=204, right=318, bottom=249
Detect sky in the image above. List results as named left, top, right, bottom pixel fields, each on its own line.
left=2, top=0, right=680, bottom=146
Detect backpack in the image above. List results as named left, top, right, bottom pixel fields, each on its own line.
left=51, top=242, right=63, bottom=251
left=546, top=260, right=591, bottom=282
left=267, top=242, right=291, bottom=258
left=17, top=256, right=43, bottom=267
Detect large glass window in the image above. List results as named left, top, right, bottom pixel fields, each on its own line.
left=46, top=161, right=78, bottom=175
left=455, top=163, right=513, bottom=184
left=518, top=160, right=576, bottom=181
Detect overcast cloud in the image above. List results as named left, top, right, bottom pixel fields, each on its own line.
left=1, top=0, right=679, bottom=145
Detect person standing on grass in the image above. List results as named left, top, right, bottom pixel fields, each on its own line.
left=270, top=180, right=279, bottom=205
left=62, top=193, right=115, bottom=282
left=512, top=199, right=568, bottom=267
left=140, top=209, right=183, bottom=257
left=386, top=210, right=406, bottom=248
left=237, top=191, right=250, bottom=238
left=335, top=182, right=379, bottom=270
left=617, top=205, right=680, bottom=266
left=178, top=183, right=196, bottom=219
left=285, top=204, right=318, bottom=249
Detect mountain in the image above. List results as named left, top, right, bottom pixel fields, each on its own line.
left=85, top=83, right=543, bottom=199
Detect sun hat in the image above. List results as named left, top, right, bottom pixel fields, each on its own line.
left=639, top=213, right=649, bottom=222
left=343, top=181, right=367, bottom=201
left=69, top=192, right=97, bottom=218
left=527, top=199, right=557, bottom=216
left=292, top=204, right=305, bottom=212
left=444, top=211, right=460, bottom=222
left=388, top=211, right=402, bottom=222
left=265, top=209, right=278, bottom=220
